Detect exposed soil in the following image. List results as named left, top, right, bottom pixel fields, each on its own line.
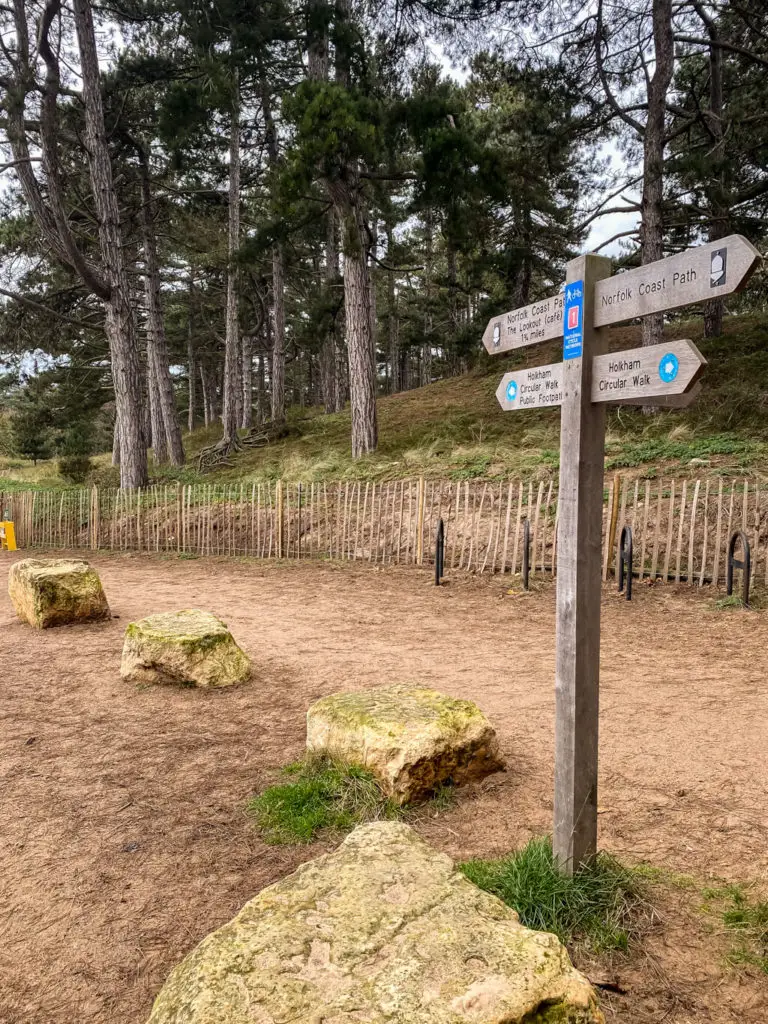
left=1, top=551, right=766, bottom=1024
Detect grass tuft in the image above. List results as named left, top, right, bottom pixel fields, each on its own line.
left=460, top=837, right=644, bottom=951
left=247, top=756, right=404, bottom=844
left=702, top=884, right=768, bottom=974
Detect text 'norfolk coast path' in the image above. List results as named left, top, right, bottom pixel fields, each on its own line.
left=483, top=234, right=761, bottom=358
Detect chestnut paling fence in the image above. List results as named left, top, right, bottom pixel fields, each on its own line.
left=1, top=476, right=766, bottom=587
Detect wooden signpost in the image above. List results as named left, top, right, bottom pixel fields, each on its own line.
left=485, top=234, right=761, bottom=874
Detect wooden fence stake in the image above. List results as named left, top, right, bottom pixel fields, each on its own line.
left=687, top=480, right=700, bottom=584
left=699, top=479, right=711, bottom=586
left=606, top=472, right=621, bottom=578
left=416, top=477, right=425, bottom=565
left=674, top=480, right=687, bottom=583
left=500, top=482, right=514, bottom=575
left=511, top=481, right=523, bottom=575
left=638, top=481, right=650, bottom=580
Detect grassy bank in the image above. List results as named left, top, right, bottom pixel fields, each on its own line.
left=3, top=314, right=768, bottom=492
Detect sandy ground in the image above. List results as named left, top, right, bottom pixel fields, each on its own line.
left=1, top=550, right=766, bottom=1024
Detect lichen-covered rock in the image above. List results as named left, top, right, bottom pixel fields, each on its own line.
left=120, top=609, right=251, bottom=688
left=306, top=684, right=503, bottom=803
left=8, top=558, right=110, bottom=628
left=146, top=821, right=604, bottom=1024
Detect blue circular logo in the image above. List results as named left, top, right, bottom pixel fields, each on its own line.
left=659, top=353, right=679, bottom=383
left=506, top=380, right=518, bottom=402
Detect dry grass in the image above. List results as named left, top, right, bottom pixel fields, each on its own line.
left=4, top=314, right=768, bottom=491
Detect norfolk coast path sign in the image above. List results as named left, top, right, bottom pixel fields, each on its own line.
left=495, top=339, right=706, bottom=412
left=593, top=235, right=761, bottom=327
left=483, top=234, right=760, bottom=356
left=483, top=234, right=763, bottom=877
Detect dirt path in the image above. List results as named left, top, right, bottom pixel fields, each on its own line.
left=1, top=551, right=766, bottom=1023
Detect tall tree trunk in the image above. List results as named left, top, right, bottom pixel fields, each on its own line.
left=700, top=5, right=728, bottom=338
left=140, top=311, right=153, bottom=452
left=241, top=333, right=253, bottom=428
left=72, top=0, right=148, bottom=487
left=112, top=420, right=120, bottom=466
left=330, top=0, right=355, bottom=419
left=640, top=0, right=673, bottom=348
left=307, top=0, right=339, bottom=415
left=336, top=334, right=348, bottom=410
left=199, top=366, right=209, bottom=427
left=221, top=72, right=241, bottom=444
left=256, top=351, right=267, bottom=426
left=235, top=336, right=244, bottom=427
left=320, top=214, right=340, bottom=413
left=270, top=247, right=286, bottom=423
left=369, top=217, right=378, bottom=364
left=148, top=351, right=167, bottom=463
left=259, top=71, right=286, bottom=425
left=138, top=151, right=184, bottom=465
left=342, top=206, right=378, bottom=456
left=386, top=225, right=399, bottom=394
left=514, top=205, right=533, bottom=307
left=446, top=237, right=461, bottom=374
left=187, top=275, right=196, bottom=432
left=307, top=0, right=328, bottom=78
left=399, top=346, right=410, bottom=392
left=421, top=212, right=433, bottom=387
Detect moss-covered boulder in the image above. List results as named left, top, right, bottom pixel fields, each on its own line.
left=120, top=609, right=251, bottom=688
left=306, top=684, right=503, bottom=804
left=146, top=821, right=604, bottom=1024
left=8, top=558, right=110, bottom=629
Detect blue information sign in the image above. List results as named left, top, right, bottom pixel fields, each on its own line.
left=563, top=281, right=584, bottom=360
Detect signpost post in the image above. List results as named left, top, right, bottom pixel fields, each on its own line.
left=483, top=234, right=761, bottom=874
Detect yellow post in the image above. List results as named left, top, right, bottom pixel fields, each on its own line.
left=0, top=521, right=17, bottom=551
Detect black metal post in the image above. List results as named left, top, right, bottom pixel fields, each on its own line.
left=727, top=530, right=751, bottom=607
left=522, top=519, right=530, bottom=590
left=435, top=518, right=444, bottom=585
left=618, top=524, right=633, bottom=601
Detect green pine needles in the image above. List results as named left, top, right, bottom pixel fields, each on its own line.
left=460, top=837, right=644, bottom=951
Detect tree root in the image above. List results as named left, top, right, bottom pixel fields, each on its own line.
left=196, top=422, right=291, bottom=472
left=196, top=436, right=242, bottom=472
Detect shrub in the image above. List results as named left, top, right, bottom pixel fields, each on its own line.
left=85, top=464, right=121, bottom=488
left=58, top=455, right=93, bottom=484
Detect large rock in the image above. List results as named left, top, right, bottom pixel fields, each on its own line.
left=146, top=821, right=604, bottom=1024
left=306, top=684, right=503, bottom=803
left=8, top=557, right=110, bottom=628
left=121, top=609, right=251, bottom=688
